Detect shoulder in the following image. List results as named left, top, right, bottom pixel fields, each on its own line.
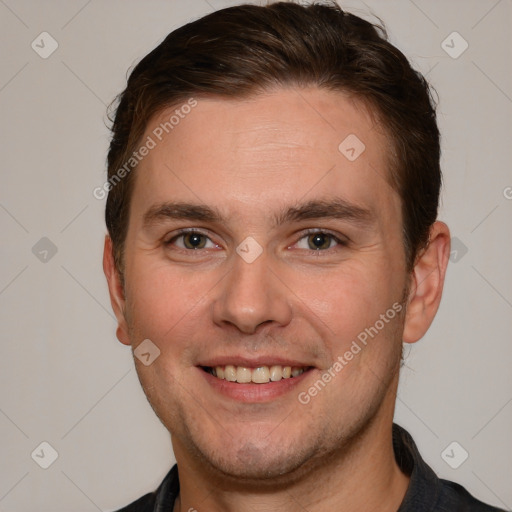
left=436, top=478, right=507, bottom=512
left=113, top=465, right=179, bottom=512
left=393, top=424, right=505, bottom=512
left=114, top=492, right=156, bottom=512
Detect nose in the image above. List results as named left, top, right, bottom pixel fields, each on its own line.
left=211, top=248, right=293, bottom=334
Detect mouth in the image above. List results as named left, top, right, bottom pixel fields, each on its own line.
left=201, top=364, right=312, bottom=384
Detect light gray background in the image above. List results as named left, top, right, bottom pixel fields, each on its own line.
left=1, top=0, right=511, bottom=510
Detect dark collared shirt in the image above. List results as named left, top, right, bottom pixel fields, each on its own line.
left=116, top=424, right=505, bottom=511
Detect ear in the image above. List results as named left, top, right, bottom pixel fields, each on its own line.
left=403, top=221, right=451, bottom=344
left=103, top=235, right=131, bottom=346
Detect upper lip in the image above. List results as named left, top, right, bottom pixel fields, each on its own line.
left=197, top=356, right=313, bottom=368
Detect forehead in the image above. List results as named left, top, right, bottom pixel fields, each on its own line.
left=130, top=87, right=398, bottom=227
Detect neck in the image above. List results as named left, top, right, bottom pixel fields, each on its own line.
left=172, top=394, right=410, bottom=512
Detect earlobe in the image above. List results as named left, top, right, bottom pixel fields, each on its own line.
left=402, top=221, right=451, bottom=344
left=102, top=235, right=131, bottom=346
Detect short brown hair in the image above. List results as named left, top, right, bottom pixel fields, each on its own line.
left=106, top=1, right=441, bottom=275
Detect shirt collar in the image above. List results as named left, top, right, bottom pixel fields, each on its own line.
left=153, top=464, right=179, bottom=512
left=394, top=423, right=441, bottom=511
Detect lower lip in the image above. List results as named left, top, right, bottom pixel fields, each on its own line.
left=198, top=367, right=313, bottom=403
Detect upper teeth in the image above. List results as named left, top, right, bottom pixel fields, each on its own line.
left=209, top=365, right=306, bottom=384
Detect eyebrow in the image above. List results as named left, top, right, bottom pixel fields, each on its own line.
left=142, top=197, right=374, bottom=230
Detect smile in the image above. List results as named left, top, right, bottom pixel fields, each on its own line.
left=202, top=365, right=310, bottom=384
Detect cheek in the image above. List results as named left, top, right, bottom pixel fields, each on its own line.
left=123, top=259, right=198, bottom=357
left=293, top=262, right=398, bottom=341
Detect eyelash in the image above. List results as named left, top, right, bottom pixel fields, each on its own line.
left=164, top=228, right=348, bottom=253
left=297, top=229, right=348, bottom=249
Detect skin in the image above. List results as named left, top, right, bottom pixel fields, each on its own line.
left=104, top=87, right=450, bottom=512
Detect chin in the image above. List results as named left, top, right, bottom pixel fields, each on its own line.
left=181, top=427, right=327, bottom=486
left=208, top=452, right=311, bottom=483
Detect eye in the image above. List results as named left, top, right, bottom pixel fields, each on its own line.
left=165, top=229, right=218, bottom=250
left=294, top=230, right=346, bottom=251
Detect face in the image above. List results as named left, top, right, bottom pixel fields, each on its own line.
left=111, top=87, right=412, bottom=481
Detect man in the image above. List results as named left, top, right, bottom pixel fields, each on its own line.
left=102, top=2, right=503, bottom=511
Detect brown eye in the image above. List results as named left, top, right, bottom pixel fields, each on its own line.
left=294, top=231, right=344, bottom=251
left=307, top=233, right=333, bottom=250
left=182, top=232, right=207, bottom=249
left=166, top=230, right=216, bottom=250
